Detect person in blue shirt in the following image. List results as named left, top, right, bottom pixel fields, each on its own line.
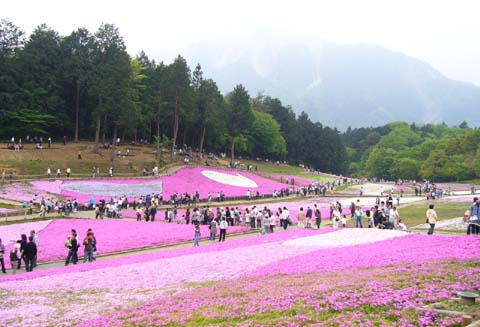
left=467, top=198, right=479, bottom=235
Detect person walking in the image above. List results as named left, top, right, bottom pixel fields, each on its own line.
left=467, top=198, right=479, bottom=235
left=426, top=204, right=437, bottom=235
left=305, top=206, right=313, bottom=228
left=282, top=207, right=290, bottom=230
left=193, top=221, right=201, bottom=246
left=30, top=230, right=39, bottom=267
left=65, top=232, right=79, bottom=265
left=83, top=232, right=95, bottom=262
left=209, top=218, right=217, bottom=241
left=19, top=234, right=27, bottom=270
left=262, top=210, right=270, bottom=234
left=0, top=239, right=6, bottom=273
left=10, top=241, right=21, bottom=274
left=297, top=207, right=306, bottom=228
left=24, top=236, right=37, bottom=272
left=354, top=206, right=363, bottom=228
left=314, top=205, right=322, bottom=229
left=332, top=207, right=341, bottom=228
left=150, top=206, right=157, bottom=222
left=219, top=217, right=227, bottom=242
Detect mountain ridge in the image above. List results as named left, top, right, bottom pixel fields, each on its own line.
left=184, top=39, right=480, bottom=129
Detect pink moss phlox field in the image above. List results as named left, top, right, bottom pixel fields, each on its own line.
left=1, top=229, right=479, bottom=327
left=30, top=180, right=63, bottom=195
left=0, top=182, right=57, bottom=202
left=256, top=172, right=316, bottom=186
left=247, top=234, right=480, bottom=277
left=158, top=167, right=287, bottom=198
left=33, top=218, right=249, bottom=263
left=30, top=167, right=289, bottom=202
left=0, top=227, right=327, bottom=284
left=78, top=260, right=480, bottom=327
left=0, top=220, right=53, bottom=267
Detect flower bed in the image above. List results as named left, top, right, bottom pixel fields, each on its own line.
left=0, top=219, right=52, bottom=244
left=28, top=167, right=288, bottom=203
left=80, top=260, right=479, bottom=327
left=0, top=182, right=56, bottom=202
left=32, top=218, right=249, bottom=263
left=0, top=228, right=478, bottom=327
left=0, top=228, right=328, bottom=284
left=248, top=233, right=480, bottom=277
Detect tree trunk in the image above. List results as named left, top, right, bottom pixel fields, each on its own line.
left=157, top=102, right=161, bottom=140
left=93, top=116, right=101, bottom=153
left=121, top=128, right=126, bottom=144
left=171, top=94, right=180, bottom=157
left=110, top=124, right=118, bottom=164
left=134, top=128, right=138, bottom=142
left=230, top=137, right=235, bottom=167
left=102, top=114, right=107, bottom=145
left=182, top=127, right=187, bottom=148
left=74, top=79, right=80, bottom=142
left=199, top=126, right=206, bottom=158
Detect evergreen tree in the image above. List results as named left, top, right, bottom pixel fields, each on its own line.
left=225, top=84, right=254, bottom=166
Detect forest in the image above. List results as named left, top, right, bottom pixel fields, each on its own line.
left=0, top=19, right=347, bottom=174
left=1, top=19, right=479, bottom=181
left=343, top=121, right=480, bottom=182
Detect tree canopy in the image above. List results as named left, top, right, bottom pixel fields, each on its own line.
left=0, top=20, right=350, bottom=175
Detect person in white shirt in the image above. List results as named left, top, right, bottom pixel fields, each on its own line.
left=281, top=207, right=290, bottom=230
left=219, top=218, right=228, bottom=242
left=396, top=219, right=407, bottom=231
left=389, top=206, right=400, bottom=228
left=269, top=212, right=276, bottom=233
left=332, top=208, right=341, bottom=228
left=262, top=210, right=270, bottom=234
left=66, top=167, right=71, bottom=178
left=47, top=167, right=51, bottom=178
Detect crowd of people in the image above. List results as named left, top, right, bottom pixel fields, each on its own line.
left=328, top=196, right=408, bottom=231
left=64, top=228, right=97, bottom=265
left=22, top=196, right=79, bottom=217
left=1, top=194, right=477, bottom=275
left=1, top=230, right=39, bottom=274
left=0, top=227, right=98, bottom=275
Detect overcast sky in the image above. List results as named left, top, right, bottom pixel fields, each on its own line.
left=3, top=0, right=480, bottom=85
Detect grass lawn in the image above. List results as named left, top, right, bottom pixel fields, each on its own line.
left=0, top=142, right=195, bottom=177
left=398, top=201, right=468, bottom=227
left=0, top=202, right=18, bottom=209
left=242, top=160, right=336, bottom=183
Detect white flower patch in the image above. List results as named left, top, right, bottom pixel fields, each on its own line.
left=201, top=170, right=258, bottom=188
left=282, top=228, right=408, bottom=248
left=60, top=180, right=163, bottom=197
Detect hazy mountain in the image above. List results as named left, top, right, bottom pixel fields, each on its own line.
left=184, top=37, right=480, bottom=129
